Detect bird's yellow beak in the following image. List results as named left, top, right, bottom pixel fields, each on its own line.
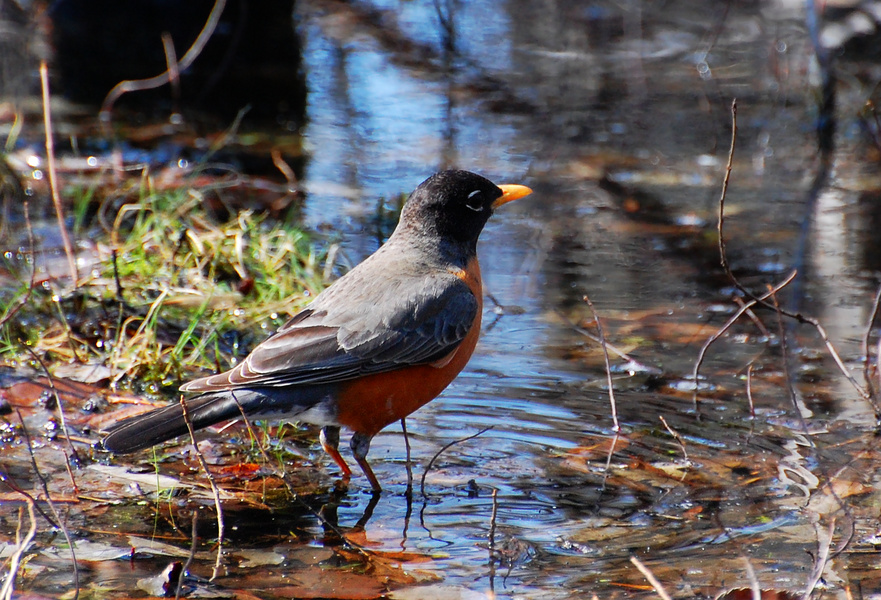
left=493, top=184, right=533, bottom=209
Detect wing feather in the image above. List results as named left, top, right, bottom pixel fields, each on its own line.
left=181, top=271, right=478, bottom=393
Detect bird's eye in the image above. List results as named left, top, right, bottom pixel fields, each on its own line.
left=465, top=190, right=484, bottom=212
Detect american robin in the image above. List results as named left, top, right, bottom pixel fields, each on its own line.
left=101, top=170, right=532, bottom=491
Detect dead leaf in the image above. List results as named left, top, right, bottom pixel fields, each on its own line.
left=268, top=569, right=385, bottom=599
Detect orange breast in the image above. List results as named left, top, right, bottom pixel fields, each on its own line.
left=335, top=258, right=483, bottom=436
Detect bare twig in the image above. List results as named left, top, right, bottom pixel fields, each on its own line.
left=802, top=519, right=835, bottom=600
left=40, top=61, right=78, bottom=286
left=225, top=390, right=275, bottom=470
left=185, top=411, right=376, bottom=563
left=179, top=397, right=225, bottom=578
left=100, top=0, right=227, bottom=117
left=487, top=486, right=498, bottom=594
left=583, top=294, right=619, bottom=431
left=488, top=487, right=498, bottom=552
left=20, top=344, right=81, bottom=472
left=742, top=555, right=761, bottom=600
left=271, top=149, right=299, bottom=189
left=771, top=290, right=857, bottom=545
left=0, top=501, right=37, bottom=600
left=717, top=98, right=737, bottom=277
left=770, top=288, right=808, bottom=424
left=630, top=556, right=673, bottom=600
left=691, top=270, right=797, bottom=412
left=877, top=335, right=881, bottom=398
left=401, top=418, right=413, bottom=493
left=0, top=469, right=59, bottom=526
left=732, top=295, right=771, bottom=338
left=810, top=317, right=873, bottom=403
left=160, top=32, right=182, bottom=115
left=175, top=511, right=198, bottom=600
left=861, top=284, right=881, bottom=402
left=659, top=415, right=688, bottom=461
left=16, top=410, right=79, bottom=600
left=745, top=364, right=756, bottom=418
left=420, top=426, right=492, bottom=498
left=715, top=100, right=873, bottom=408
left=600, top=430, right=622, bottom=494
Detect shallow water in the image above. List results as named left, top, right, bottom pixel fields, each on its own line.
left=5, top=1, right=881, bottom=598
left=258, top=0, right=881, bottom=596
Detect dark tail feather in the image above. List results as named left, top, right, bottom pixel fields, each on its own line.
left=101, top=394, right=241, bottom=454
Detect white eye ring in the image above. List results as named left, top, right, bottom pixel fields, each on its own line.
left=465, top=190, right=483, bottom=212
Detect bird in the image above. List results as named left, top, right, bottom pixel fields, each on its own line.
left=101, top=170, right=533, bottom=492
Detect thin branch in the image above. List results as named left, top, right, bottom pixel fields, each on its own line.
left=802, top=519, right=835, bottom=600
left=20, top=344, right=81, bottom=473
left=16, top=410, right=79, bottom=600
left=179, top=397, right=224, bottom=579
left=0, top=501, right=37, bottom=600
left=271, top=149, right=299, bottom=189
left=0, top=469, right=59, bottom=527
left=717, top=98, right=737, bottom=277
left=630, top=556, right=673, bottom=600
left=810, top=316, right=871, bottom=402
left=487, top=486, right=498, bottom=594
left=100, top=0, right=227, bottom=117
left=715, top=100, right=873, bottom=408
left=861, top=284, right=881, bottom=402
left=659, top=415, right=688, bottom=461
left=401, top=418, right=413, bottom=494
left=771, top=289, right=857, bottom=547
left=691, top=270, right=797, bottom=412
left=228, top=390, right=274, bottom=470
left=770, top=287, right=809, bottom=426
left=488, top=487, right=498, bottom=553
left=599, top=431, right=622, bottom=494
left=175, top=512, right=198, bottom=600
left=745, top=364, right=756, bottom=418
left=41, top=61, right=78, bottom=286
left=583, top=293, right=619, bottom=431
left=732, top=295, right=771, bottom=338
left=160, top=32, right=182, bottom=115
left=420, top=427, right=492, bottom=499
left=742, top=555, right=761, bottom=600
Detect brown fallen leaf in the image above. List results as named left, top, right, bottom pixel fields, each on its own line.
left=267, top=570, right=385, bottom=600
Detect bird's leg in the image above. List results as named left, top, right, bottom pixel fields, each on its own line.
left=351, top=432, right=382, bottom=493
left=320, top=426, right=352, bottom=477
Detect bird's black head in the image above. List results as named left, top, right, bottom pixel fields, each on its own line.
left=396, top=170, right=532, bottom=251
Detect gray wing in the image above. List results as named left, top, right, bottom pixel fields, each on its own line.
left=181, top=272, right=478, bottom=392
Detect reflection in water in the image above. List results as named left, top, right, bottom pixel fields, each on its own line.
left=288, top=0, right=881, bottom=597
